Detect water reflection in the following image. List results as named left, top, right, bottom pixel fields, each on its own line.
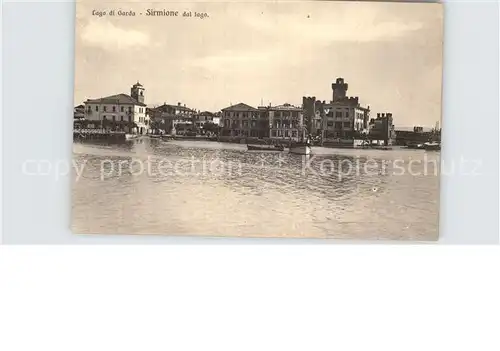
left=72, top=138, right=440, bottom=240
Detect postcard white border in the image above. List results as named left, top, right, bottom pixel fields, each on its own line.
left=1, top=0, right=499, bottom=244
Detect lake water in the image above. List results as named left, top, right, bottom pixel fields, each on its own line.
left=72, top=138, right=440, bottom=240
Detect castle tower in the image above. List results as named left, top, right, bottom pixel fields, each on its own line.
left=131, top=81, right=145, bottom=104
left=331, top=77, right=348, bottom=102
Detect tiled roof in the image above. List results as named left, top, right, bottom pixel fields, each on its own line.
left=151, top=103, right=195, bottom=112
left=271, top=103, right=302, bottom=111
left=85, top=94, right=146, bottom=106
left=221, top=103, right=258, bottom=111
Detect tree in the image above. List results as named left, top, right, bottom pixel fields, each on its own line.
left=203, top=122, right=220, bottom=135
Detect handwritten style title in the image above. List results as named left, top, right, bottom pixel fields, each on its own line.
left=91, top=9, right=209, bottom=19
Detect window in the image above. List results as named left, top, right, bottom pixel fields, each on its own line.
left=335, top=122, right=342, bottom=129
left=112, top=116, right=116, bottom=121
left=285, top=130, right=289, bottom=138
left=271, top=130, right=277, bottom=137
left=343, top=122, right=351, bottom=128
left=327, top=121, right=334, bottom=127
left=128, top=107, right=132, bottom=113
left=87, top=106, right=91, bottom=112
left=120, top=116, right=124, bottom=121
left=292, top=131, right=298, bottom=138
left=112, top=106, right=116, bottom=112
left=345, top=111, right=349, bottom=118
left=128, top=116, right=132, bottom=122
left=104, top=106, right=107, bottom=112
left=335, top=111, right=342, bottom=118
left=95, top=105, right=99, bottom=112
left=121, top=106, right=124, bottom=112
left=103, top=116, right=107, bottom=121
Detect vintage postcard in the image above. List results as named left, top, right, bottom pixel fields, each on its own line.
left=73, top=0, right=443, bottom=240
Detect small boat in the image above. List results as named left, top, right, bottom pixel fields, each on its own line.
left=247, top=144, right=284, bottom=151
left=423, top=142, right=441, bottom=151
left=406, top=142, right=425, bottom=149
left=125, top=134, right=139, bottom=140
left=289, top=142, right=312, bottom=155
left=289, top=127, right=313, bottom=155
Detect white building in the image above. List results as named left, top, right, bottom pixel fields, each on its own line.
left=267, top=103, right=304, bottom=141
left=83, top=82, right=149, bottom=134
left=193, top=111, right=221, bottom=129
left=322, top=78, right=370, bottom=138
left=323, top=101, right=369, bottom=137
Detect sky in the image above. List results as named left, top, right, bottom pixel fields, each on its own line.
left=74, top=0, right=443, bottom=128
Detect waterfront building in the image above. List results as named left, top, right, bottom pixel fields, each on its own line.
left=323, top=78, right=370, bottom=138
left=149, top=102, right=196, bottom=134
left=83, top=82, right=149, bottom=134
left=303, top=78, right=370, bottom=139
left=193, top=111, right=221, bottom=130
left=265, top=103, right=304, bottom=141
left=302, top=97, right=324, bottom=136
left=221, top=103, right=268, bottom=138
left=368, top=113, right=396, bottom=145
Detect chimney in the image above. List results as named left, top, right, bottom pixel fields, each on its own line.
left=178, top=102, right=181, bottom=106
left=377, top=113, right=381, bottom=118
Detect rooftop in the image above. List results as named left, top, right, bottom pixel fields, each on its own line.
left=85, top=93, right=146, bottom=106
left=221, top=103, right=258, bottom=111
left=270, top=103, right=302, bottom=111
left=151, top=103, right=196, bottom=112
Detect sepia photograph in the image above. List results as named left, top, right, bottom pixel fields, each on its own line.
left=72, top=0, right=443, bottom=240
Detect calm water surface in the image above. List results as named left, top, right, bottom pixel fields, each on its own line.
left=72, top=138, right=440, bottom=240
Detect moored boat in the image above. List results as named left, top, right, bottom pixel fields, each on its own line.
left=406, top=142, right=425, bottom=149
left=125, top=134, right=139, bottom=140
left=423, top=142, right=441, bottom=151
left=289, top=126, right=313, bottom=155
left=247, top=144, right=284, bottom=151
left=289, top=142, right=312, bottom=155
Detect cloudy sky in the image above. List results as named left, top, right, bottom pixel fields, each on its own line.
left=75, top=0, right=443, bottom=128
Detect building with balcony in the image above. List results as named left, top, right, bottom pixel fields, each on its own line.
left=221, top=103, right=268, bottom=138
left=265, top=103, right=304, bottom=141
left=193, top=111, right=222, bottom=129
left=83, top=82, right=149, bottom=134
left=148, top=102, right=196, bottom=134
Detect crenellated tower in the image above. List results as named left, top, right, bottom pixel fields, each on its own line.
left=331, top=77, right=348, bottom=102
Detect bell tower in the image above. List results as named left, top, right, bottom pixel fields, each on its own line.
left=332, top=77, right=348, bottom=102
left=131, top=81, right=145, bottom=104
